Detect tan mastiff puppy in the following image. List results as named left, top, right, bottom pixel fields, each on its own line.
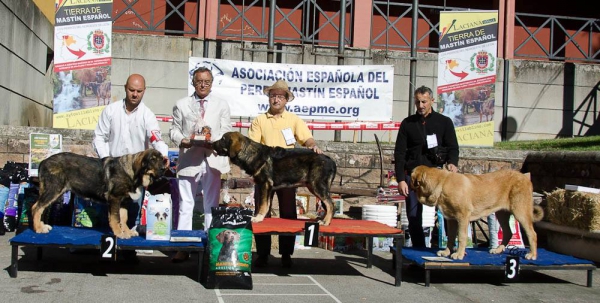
left=411, top=165, right=543, bottom=260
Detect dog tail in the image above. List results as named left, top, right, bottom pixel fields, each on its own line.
left=532, top=205, right=544, bottom=222
left=330, top=161, right=337, bottom=187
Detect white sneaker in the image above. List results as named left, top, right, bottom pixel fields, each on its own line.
left=136, top=249, right=154, bottom=255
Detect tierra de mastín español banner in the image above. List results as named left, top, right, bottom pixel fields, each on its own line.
left=437, top=10, right=498, bottom=147
left=52, top=0, right=113, bottom=130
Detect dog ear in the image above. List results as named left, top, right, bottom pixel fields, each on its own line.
left=216, top=230, right=225, bottom=243
left=163, top=212, right=168, bottom=218
left=155, top=212, right=160, bottom=219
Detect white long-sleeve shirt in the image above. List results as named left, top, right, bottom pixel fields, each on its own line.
left=93, top=99, right=169, bottom=158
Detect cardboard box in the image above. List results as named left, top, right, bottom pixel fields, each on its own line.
left=146, top=193, right=172, bottom=240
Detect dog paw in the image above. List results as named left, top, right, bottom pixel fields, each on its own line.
left=251, top=215, right=265, bottom=223
left=525, top=252, right=537, bottom=260
left=115, top=230, right=132, bottom=239
left=489, top=246, right=505, bottom=255
left=124, top=228, right=138, bottom=238
left=37, top=223, right=53, bottom=233
left=317, top=219, right=331, bottom=226
left=450, top=252, right=465, bottom=260
left=436, top=249, right=451, bottom=257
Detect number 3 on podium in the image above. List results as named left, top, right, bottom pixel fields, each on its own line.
left=505, top=255, right=520, bottom=281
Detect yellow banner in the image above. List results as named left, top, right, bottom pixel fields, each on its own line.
left=440, top=11, right=498, bottom=37
left=455, top=121, right=495, bottom=146
left=53, top=106, right=105, bottom=130
left=56, top=0, right=113, bottom=9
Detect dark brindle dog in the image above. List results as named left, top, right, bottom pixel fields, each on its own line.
left=212, top=132, right=337, bottom=225
left=31, top=149, right=167, bottom=239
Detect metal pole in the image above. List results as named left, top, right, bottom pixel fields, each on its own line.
left=202, top=0, right=209, bottom=58
left=501, top=0, right=513, bottom=141
left=502, top=58, right=509, bottom=141
left=267, top=0, right=276, bottom=63
left=334, top=0, right=347, bottom=142
left=408, top=0, right=419, bottom=116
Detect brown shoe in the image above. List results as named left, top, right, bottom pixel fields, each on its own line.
left=172, top=251, right=189, bottom=263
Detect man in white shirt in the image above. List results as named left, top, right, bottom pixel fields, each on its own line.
left=93, top=74, right=169, bottom=260
left=93, top=74, right=169, bottom=159
left=169, top=67, right=232, bottom=262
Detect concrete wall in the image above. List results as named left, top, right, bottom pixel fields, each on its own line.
left=2, top=2, right=600, bottom=142
left=0, top=0, right=53, bottom=127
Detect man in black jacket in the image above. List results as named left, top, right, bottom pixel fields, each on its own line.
left=394, top=85, right=459, bottom=248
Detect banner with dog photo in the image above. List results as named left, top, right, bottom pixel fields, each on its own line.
left=436, top=10, right=498, bottom=147
left=53, top=0, right=113, bottom=130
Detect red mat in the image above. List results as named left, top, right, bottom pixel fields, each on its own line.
left=252, top=218, right=403, bottom=235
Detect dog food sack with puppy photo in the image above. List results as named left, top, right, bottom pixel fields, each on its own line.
left=206, top=206, right=253, bottom=289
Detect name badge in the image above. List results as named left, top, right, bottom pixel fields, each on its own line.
left=426, top=134, right=438, bottom=149
left=282, top=128, right=296, bottom=145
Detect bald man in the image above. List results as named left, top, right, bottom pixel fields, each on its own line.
left=93, top=74, right=169, bottom=158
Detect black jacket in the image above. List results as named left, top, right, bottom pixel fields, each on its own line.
left=394, top=110, right=459, bottom=180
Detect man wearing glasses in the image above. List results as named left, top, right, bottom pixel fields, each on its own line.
left=248, top=79, right=322, bottom=268
left=169, top=67, right=232, bottom=262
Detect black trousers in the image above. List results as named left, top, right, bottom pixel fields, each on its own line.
left=404, top=174, right=426, bottom=248
left=254, top=186, right=298, bottom=257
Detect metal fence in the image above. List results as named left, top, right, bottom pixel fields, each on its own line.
left=112, top=0, right=199, bottom=35
left=514, top=12, right=600, bottom=63
left=216, top=0, right=353, bottom=46
left=111, top=0, right=599, bottom=63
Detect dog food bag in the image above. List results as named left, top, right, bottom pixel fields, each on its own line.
left=72, top=196, right=109, bottom=229
left=206, top=206, right=253, bottom=289
left=146, top=193, right=172, bottom=241
left=3, top=183, right=21, bottom=232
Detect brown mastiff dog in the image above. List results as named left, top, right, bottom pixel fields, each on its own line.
left=31, top=149, right=167, bottom=239
left=212, top=132, right=337, bottom=225
left=411, top=165, right=543, bottom=260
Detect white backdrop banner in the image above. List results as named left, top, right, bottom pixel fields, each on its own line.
left=188, top=58, right=394, bottom=121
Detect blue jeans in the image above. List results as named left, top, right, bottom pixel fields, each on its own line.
left=404, top=174, right=425, bottom=248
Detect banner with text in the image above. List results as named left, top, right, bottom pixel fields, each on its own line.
left=53, top=0, right=113, bottom=129
left=189, top=58, right=394, bottom=121
left=436, top=10, right=498, bottom=147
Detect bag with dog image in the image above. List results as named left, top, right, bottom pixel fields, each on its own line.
left=206, top=206, right=253, bottom=289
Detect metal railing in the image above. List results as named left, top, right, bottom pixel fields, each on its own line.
left=110, top=1, right=600, bottom=64
left=113, top=0, right=199, bottom=35
left=514, top=12, right=600, bottom=63
left=370, top=1, right=466, bottom=53
left=217, top=0, right=352, bottom=46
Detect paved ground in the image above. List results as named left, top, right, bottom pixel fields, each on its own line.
left=1, top=230, right=598, bottom=303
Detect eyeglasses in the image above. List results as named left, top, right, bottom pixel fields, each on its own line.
left=193, top=80, right=212, bottom=87
left=269, top=94, right=287, bottom=100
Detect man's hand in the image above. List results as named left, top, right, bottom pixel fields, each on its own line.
left=447, top=163, right=458, bottom=173
left=179, top=138, right=193, bottom=148
left=399, top=180, right=409, bottom=196
left=309, top=145, right=323, bottom=154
